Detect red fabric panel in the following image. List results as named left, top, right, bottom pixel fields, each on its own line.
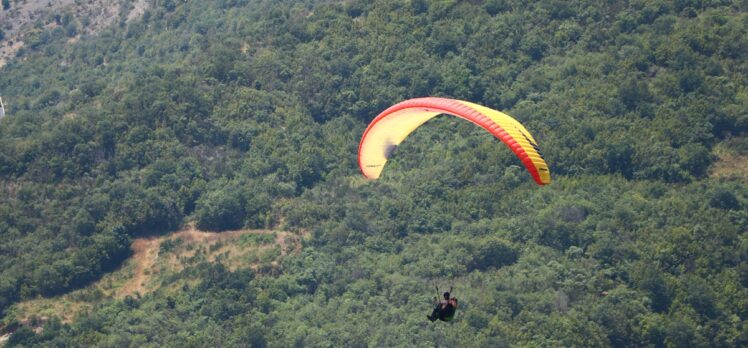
left=359, top=97, right=543, bottom=185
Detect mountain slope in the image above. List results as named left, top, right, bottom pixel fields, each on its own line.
left=0, top=0, right=746, bottom=346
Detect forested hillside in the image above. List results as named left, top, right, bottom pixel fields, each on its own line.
left=0, top=0, right=746, bottom=346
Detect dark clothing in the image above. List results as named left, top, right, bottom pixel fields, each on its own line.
left=428, top=301, right=456, bottom=322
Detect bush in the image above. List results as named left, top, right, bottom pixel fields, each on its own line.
left=709, top=188, right=740, bottom=210
left=469, top=237, right=519, bottom=271
left=195, top=187, right=246, bottom=231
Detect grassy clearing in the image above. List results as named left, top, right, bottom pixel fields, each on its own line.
left=710, top=138, right=748, bottom=182
left=5, top=227, right=307, bottom=327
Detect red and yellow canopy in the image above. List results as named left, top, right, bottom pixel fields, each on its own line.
left=358, top=97, right=551, bottom=185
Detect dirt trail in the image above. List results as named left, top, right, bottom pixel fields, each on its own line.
left=118, top=237, right=160, bottom=297
left=7, top=226, right=307, bottom=331
left=117, top=226, right=307, bottom=297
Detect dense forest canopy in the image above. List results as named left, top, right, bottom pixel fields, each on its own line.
left=0, top=0, right=746, bottom=346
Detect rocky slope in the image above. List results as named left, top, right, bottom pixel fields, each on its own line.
left=0, top=0, right=147, bottom=67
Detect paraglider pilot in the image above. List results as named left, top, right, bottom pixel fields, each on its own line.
left=428, top=291, right=458, bottom=322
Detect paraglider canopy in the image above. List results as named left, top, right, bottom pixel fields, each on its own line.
left=358, top=97, right=551, bottom=185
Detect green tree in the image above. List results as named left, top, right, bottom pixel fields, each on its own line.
left=195, top=186, right=246, bottom=231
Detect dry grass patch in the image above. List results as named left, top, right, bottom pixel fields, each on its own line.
left=6, top=225, right=308, bottom=328
left=710, top=139, right=748, bottom=182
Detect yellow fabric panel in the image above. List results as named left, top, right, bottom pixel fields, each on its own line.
left=359, top=108, right=441, bottom=178
left=359, top=98, right=551, bottom=184
left=459, top=101, right=551, bottom=184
